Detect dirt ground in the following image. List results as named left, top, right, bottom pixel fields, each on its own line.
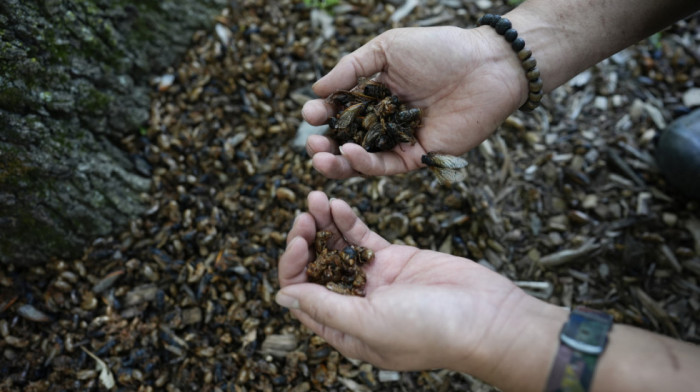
left=1, top=1, right=699, bottom=391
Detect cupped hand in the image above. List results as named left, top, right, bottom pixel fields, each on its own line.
left=303, top=26, right=526, bottom=179
left=276, top=191, right=541, bottom=374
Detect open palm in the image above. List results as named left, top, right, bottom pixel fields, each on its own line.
left=302, top=26, right=526, bottom=179
left=277, top=191, right=534, bottom=372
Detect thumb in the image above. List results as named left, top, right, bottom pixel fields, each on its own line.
left=275, top=284, right=368, bottom=336
left=312, top=36, right=388, bottom=97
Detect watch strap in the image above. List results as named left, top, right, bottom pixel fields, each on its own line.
left=545, top=342, right=599, bottom=392
left=545, top=307, right=613, bottom=392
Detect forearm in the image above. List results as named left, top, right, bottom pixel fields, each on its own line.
left=489, top=0, right=699, bottom=104
left=592, top=324, right=700, bottom=391
left=456, top=297, right=700, bottom=392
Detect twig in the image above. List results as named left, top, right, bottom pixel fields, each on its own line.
left=538, top=238, right=599, bottom=267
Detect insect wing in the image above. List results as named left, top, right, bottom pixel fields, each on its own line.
left=327, top=90, right=376, bottom=106
left=429, top=166, right=468, bottom=185
left=336, top=102, right=364, bottom=129
left=326, top=90, right=353, bottom=106
left=422, top=153, right=469, bottom=184
left=421, top=152, right=468, bottom=169
left=362, top=112, right=378, bottom=130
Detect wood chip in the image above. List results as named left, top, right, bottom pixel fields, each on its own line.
left=538, top=239, right=599, bottom=267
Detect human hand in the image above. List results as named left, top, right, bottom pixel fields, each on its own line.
left=302, top=26, right=527, bottom=179
left=276, top=191, right=565, bottom=384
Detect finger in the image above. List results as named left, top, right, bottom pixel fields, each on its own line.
left=277, top=284, right=371, bottom=341
left=301, top=99, right=336, bottom=126
left=307, top=191, right=336, bottom=231
left=288, top=307, right=367, bottom=361
left=286, top=213, right=316, bottom=247
left=329, top=198, right=391, bottom=251
left=338, top=143, right=426, bottom=176
left=306, top=134, right=339, bottom=156
left=278, top=236, right=313, bottom=287
left=311, top=151, right=362, bottom=179
left=312, top=36, right=388, bottom=97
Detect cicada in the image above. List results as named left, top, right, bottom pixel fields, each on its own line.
left=422, top=152, right=469, bottom=185
left=325, top=78, right=421, bottom=153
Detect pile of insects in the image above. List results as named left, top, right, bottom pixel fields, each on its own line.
left=325, top=77, right=422, bottom=152
left=325, top=78, right=468, bottom=184
left=306, top=231, right=374, bottom=296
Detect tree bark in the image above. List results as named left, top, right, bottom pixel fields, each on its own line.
left=0, top=0, right=226, bottom=264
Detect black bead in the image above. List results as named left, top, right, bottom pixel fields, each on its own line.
left=511, top=38, right=525, bottom=52
left=504, top=29, right=518, bottom=42
left=479, top=13, right=495, bottom=26
left=495, top=18, right=512, bottom=34
left=478, top=13, right=543, bottom=114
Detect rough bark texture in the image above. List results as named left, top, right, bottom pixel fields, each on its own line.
left=0, top=0, right=226, bottom=264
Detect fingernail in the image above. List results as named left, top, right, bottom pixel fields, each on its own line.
left=275, top=292, right=299, bottom=309
left=338, top=145, right=345, bottom=155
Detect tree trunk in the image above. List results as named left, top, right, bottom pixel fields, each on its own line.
left=0, top=0, right=226, bottom=264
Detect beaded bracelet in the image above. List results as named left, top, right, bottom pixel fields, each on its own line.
left=477, top=14, right=543, bottom=112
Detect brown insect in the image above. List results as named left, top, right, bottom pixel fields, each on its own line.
left=325, top=78, right=421, bottom=152
left=307, top=231, right=374, bottom=296
left=325, top=78, right=467, bottom=184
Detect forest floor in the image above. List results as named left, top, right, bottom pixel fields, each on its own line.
left=1, top=1, right=699, bottom=391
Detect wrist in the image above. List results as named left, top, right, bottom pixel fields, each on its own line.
left=468, top=293, right=569, bottom=392
left=502, top=7, right=570, bottom=94
left=471, top=25, right=530, bottom=114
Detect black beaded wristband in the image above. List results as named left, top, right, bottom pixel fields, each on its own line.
left=477, top=14, right=543, bottom=112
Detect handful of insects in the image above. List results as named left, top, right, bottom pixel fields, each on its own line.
left=306, top=231, right=375, bottom=296
left=325, top=77, right=421, bottom=153
left=325, top=78, right=468, bottom=184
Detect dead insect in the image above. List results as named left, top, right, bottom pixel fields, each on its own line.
left=325, top=78, right=422, bottom=153
left=327, top=90, right=375, bottom=107
left=421, top=152, right=469, bottom=185
left=361, top=112, right=380, bottom=131
left=335, top=102, right=365, bottom=130
left=387, top=122, right=414, bottom=144
left=307, top=231, right=375, bottom=296
left=314, top=230, right=332, bottom=254
left=362, top=127, right=393, bottom=152
left=371, top=96, right=399, bottom=117
left=396, top=108, right=421, bottom=125
left=329, top=102, right=366, bottom=145
left=361, top=78, right=391, bottom=99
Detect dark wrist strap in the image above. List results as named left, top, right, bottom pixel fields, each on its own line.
left=545, top=306, right=614, bottom=392
left=545, top=343, right=599, bottom=391
left=476, top=14, right=543, bottom=112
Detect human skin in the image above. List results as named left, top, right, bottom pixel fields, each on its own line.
left=276, top=192, right=700, bottom=391
left=301, top=0, right=699, bottom=179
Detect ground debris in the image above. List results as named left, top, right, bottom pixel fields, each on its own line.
left=1, top=1, right=699, bottom=391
